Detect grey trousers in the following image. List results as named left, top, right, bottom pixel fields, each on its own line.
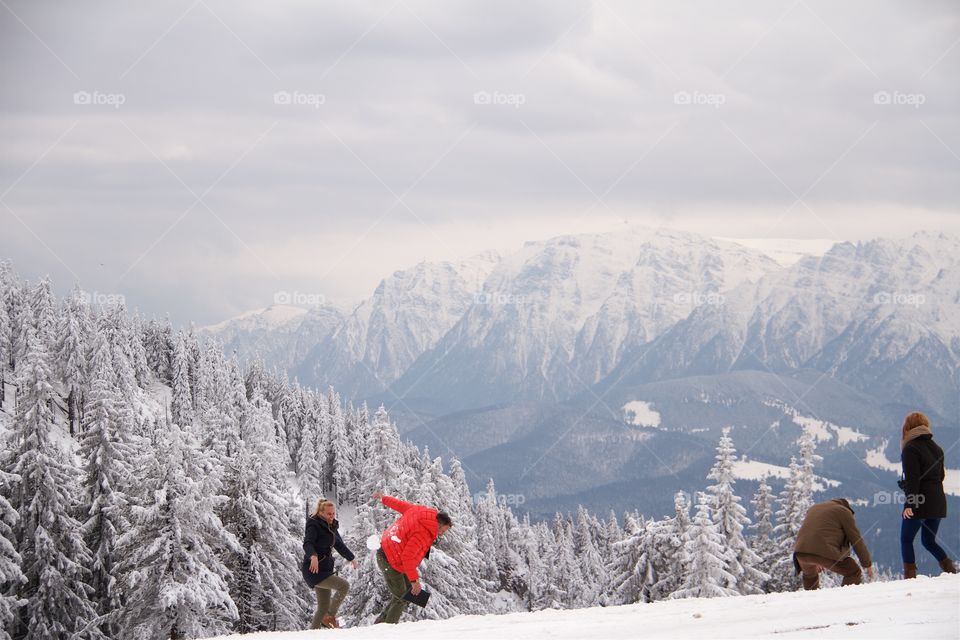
left=310, top=574, right=350, bottom=629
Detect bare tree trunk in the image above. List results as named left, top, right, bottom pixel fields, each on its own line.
left=68, top=387, right=76, bottom=436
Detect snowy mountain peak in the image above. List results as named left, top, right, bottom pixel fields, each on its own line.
left=201, top=304, right=308, bottom=333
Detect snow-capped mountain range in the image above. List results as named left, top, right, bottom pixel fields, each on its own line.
left=204, top=227, right=959, bottom=425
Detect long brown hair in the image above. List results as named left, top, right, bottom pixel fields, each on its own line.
left=902, top=411, right=930, bottom=440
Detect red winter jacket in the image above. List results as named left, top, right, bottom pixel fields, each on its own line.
left=379, top=495, right=438, bottom=582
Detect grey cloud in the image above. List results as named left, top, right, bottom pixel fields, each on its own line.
left=1, top=0, right=957, bottom=326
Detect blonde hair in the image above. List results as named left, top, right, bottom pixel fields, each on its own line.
left=312, top=498, right=335, bottom=518
left=902, top=411, right=930, bottom=439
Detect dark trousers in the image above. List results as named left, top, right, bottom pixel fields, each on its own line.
left=795, top=552, right=863, bottom=590
left=901, top=517, right=947, bottom=564
left=374, top=548, right=410, bottom=624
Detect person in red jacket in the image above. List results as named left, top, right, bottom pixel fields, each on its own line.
left=372, top=491, right=452, bottom=624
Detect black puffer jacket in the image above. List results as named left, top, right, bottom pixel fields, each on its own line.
left=302, top=516, right=355, bottom=588
left=902, top=434, right=947, bottom=519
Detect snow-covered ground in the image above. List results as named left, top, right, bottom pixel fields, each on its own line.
left=212, top=574, right=959, bottom=640
left=764, top=402, right=869, bottom=448
left=732, top=457, right=841, bottom=491
left=622, top=400, right=661, bottom=428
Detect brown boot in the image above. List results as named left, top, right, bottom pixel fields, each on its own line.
left=940, top=559, right=958, bottom=574
left=321, top=614, right=339, bottom=629
left=904, top=563, right=917, bottom=579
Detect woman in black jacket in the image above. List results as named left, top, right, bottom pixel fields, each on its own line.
left=303, top=498, right=357, bottom=629
left=900, top=412, right=957, bottom=578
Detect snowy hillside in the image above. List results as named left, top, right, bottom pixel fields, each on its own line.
left=212, top=575, right=960, bottom=640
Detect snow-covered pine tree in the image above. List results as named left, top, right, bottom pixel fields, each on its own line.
left=328, top=388, right=352, bottom=503
left=116, top=418, right=239, bottom=638
left=475, top=479, right=504, bottom=590
left=79, top=330, right=139, bottom=638
left=198, top=344, right=242, bottom=467
left=185, top=329, right=203, bottom=410
left=706, top=430, right=767, bottom=595
left=794, top=427, right=822, bottom=510
left=670, top=492, right=738, bottom=600
left=650, top=491, right=691, bottom=600
left=347, top=402, right=370, bottom=503
left=295, top=397, right=323, bottom=512
left=770, top=429, right=822, bottom=592
left=55, top=286, right=89, bottom=436
left=573, top=505, right=604, bottom=607
left=189, top=341, right=215, bottom=421
left=143, top=316, right=174, bottom=384
left=125, top=311, right=150, bottom=387
left=270, top=390, right=294, bottom=471
left=4, top=281, right=27, bottom=374
left=0, top=469, right=25, bottom=640
left=339, top=405, right=409, bottom=627
left=445, top=459, right=494, bottom=594
left=475, top=484, right=526, bottom=608
left=608, top=512, right=657, bottom=605
left=28, top=278, right=56, bottom=353
left=283, top=387, right=307, bottom=472
left=525, top=520, right=559, bottom=610
left=598, top=510, right=621, bottom=571
left=104, top=306, right=134, bottom=399
left=411, top=457, right=488, bottom=620
left=748, top=479, right=779, bottom=592
left=547, top=514, right=584, bottom=609
left=222, top=384, right=308, bottom=633
left=0, top=283, right=10, bottom=397
left=9, top=323, right=100, bottom=640
left=170, top=331, right=194, bottom=429
left=496, top=501, right=526, bottom=606
left=225, top=357, right=248, bottom=457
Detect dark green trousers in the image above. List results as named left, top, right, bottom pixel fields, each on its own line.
left=374, top=549, right=411, bottom=624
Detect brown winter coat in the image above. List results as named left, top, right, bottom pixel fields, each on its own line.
left=794, top=498, right=872, bottom=569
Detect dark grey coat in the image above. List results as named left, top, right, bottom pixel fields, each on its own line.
left=301, top=516, right=354, bottom=588
left=902, top=434, right=947, bottom=519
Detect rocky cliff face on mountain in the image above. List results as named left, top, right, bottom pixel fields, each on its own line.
left=613, top=231, right=960, bottom=421
left=291, top=251, right=501, bottom=399
left=205, top=229, right=958, bottom=421
left=393, top=228, right=782, bottom=411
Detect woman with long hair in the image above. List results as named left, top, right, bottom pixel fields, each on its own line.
left=900, top=411, right=957, bottom=578
left=302, top=498, right=358, bottom=629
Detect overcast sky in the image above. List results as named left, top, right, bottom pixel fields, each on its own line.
left=1, top=0, right=958, bottom=326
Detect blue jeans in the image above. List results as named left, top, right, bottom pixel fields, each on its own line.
left=900, top=517, right=947, bottom=564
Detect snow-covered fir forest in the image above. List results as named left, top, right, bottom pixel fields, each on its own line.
left=0, top=263, right=873, bottom=639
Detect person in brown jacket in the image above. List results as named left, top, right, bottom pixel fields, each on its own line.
left=793, top=498, right=875, bottom=590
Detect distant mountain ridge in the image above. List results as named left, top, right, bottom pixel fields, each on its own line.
left=203, top=229, right=959, bottom=422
